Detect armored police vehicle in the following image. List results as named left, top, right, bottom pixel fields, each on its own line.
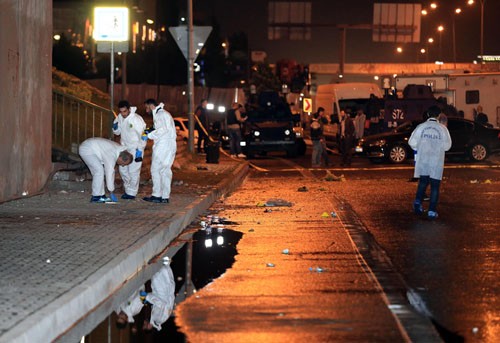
left=240, top=91, right=306, bottom=158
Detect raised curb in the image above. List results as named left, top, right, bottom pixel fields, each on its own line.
left=1, top=162, right=249, bottom=343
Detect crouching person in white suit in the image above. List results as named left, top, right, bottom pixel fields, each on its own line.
left=115, top=285, right=146, bottom=331
left=79, top=137, right=133, bottom=203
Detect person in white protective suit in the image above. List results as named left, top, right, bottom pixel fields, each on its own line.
left=112, top=100, right=147, bottom=200
left=79, top=138, right=133, bottom=203
left=115, top=285, right=145, bottom=330
left=409, top=105, right=452, bottom=219
left=143, top=258, right=176, bottom=331
left=142, top=99, right=177, bottom=203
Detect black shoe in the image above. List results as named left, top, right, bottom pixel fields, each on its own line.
left=143, top=196, right=163, bottom=203
left=121, top=193, right=136, bottom=200
left=162, top=198, right=169, bottom=203
left=90, top=195, right=106, bottom=203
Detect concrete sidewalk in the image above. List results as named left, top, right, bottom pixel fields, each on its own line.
left=0, top=153, right=248, bottom=343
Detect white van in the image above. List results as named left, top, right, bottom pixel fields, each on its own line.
left=313, top=83, right=383, bottom=143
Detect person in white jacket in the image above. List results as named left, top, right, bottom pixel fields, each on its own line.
left=115, top=285, right=145, bottom=330
left=78, top=138, right=133, bottom=203
left=144, top=259, right=176, bottom=331
left=113, top=100, right=147, bottom=199
left=408, top=106, right=452, bottom=219
left=142, top=99, right=177, bottom=203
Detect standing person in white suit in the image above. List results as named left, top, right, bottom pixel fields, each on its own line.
left=78, top=138, right=133, bottom=203
left=409, top=105, right=452, bottom=219
left=112, top=100, right=147, bottom=200
left=143, top=257, right=176, bottom=331
left=142, top=99, right=177, bottom=203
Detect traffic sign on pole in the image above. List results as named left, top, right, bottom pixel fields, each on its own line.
left=169, top=26, right=212, bottom=61
left=303, top=98, right=312, bottom=112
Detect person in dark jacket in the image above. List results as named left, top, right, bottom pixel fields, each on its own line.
left=310, top=107, right=329, bottom=167
left=475, top=105, right=489, bottom=125
left=195, top=99, right=208, bottom=153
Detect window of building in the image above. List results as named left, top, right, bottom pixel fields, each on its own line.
left=268, top=2, right=311, bottom=40
left=465, top=90, right=480, bottom=104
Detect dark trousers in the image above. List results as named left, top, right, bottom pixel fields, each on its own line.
left=197, top=131, right=208, bottom=153
left=415, top=176, right=441, bottom=212
left=340, top=137, right=354, bottom=165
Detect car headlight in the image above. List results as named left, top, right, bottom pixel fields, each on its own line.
left=253, top=130, right=260, bottom=137
left=293, top=127, right=303, bottom=137
left=284, top=129, right=291, bottom=136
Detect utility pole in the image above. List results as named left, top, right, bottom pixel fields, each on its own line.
left=187, top=0, right=195, bottom=153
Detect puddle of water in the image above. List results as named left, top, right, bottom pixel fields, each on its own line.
left=86, top=225, right=242, bottom=342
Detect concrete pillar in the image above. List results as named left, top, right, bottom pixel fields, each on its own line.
left=0, top=0, right=52, bottom=202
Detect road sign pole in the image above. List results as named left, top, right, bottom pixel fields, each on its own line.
left=187, top=0, right=195, bottom=153
left=110, top=41, right=114, bottom=113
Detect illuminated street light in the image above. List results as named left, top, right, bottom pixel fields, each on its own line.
left=430, top=3, right=437, bottom=9
left=421, top=48, right=426, bottom=54
left=53, top=34, right=61, bottom=41
left=146, top=18, right=154, bottom=24
left=422, top=9, right=428, bottom=15
left=396, top=46, right=403, bottom=53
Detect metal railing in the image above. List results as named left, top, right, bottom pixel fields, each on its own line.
left=52, top=90, right=115, bottom=153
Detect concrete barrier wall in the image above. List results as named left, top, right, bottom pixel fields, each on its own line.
left=0, top=0, right=52, bottom=202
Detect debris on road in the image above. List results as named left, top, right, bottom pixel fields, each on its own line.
left=264, top=199, right=293, bottom=207
left=282, top=249, right=290, bottom=254
left=324, top=171, right=345, bottom=182
left=321, top=212, right=330, bottom=218
left=297, top=186, right=308, bottom=192
left=266, top=263, right=275, bottom=267
left=470, top=179, right=479, bottom=184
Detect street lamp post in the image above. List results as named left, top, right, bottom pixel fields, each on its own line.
left=437, top=25, right=444, bottom=62
left=453, top=8, right=462, bottom=69
left=468, top=0, right=486, bottom=60
left=426, top=37, right=434, bottom=63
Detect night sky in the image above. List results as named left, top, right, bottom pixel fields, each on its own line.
left=55, top=0, right=500, bottom=64
left=196, top=0, right=500, bottom=63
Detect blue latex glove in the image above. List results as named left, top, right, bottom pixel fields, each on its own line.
left=112, top=122, right=118, bottom=130
left=134, top=149, right=143, bottom=162
left=109, top=192, right=118, bottom=202
left=140, top=290, right=148, bottom=303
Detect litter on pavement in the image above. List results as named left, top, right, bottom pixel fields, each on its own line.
left=324, top=171, right=345, bottom=182
left=263, top=198, right=293, bottom=207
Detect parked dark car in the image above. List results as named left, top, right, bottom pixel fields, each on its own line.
left=356, top=117, right=500, bottom=163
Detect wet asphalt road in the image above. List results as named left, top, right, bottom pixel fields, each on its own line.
left=244, top=149, right=499, bottom=342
